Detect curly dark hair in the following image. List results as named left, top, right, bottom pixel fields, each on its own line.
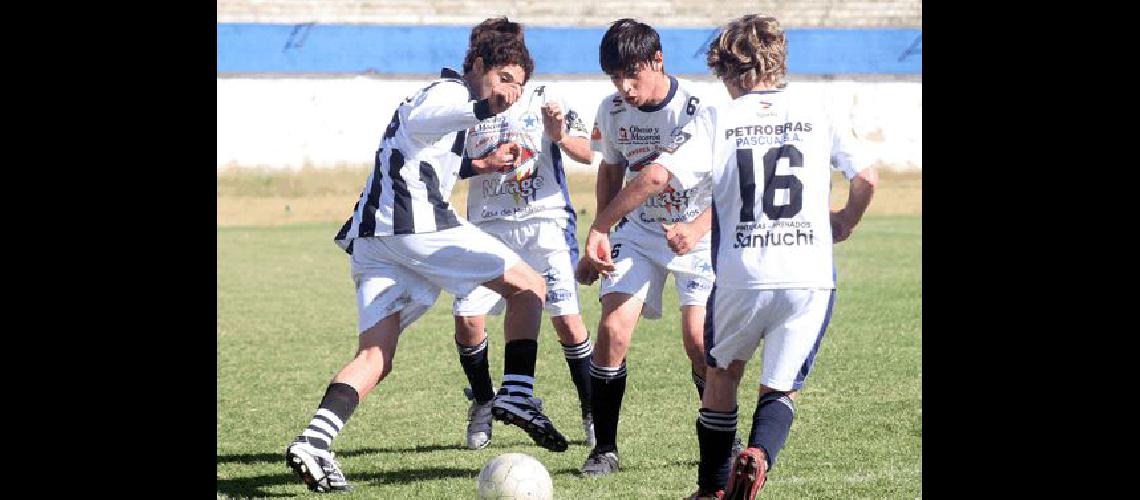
left=462, top=17, right=534, bottom=83
left=599, top=18, right=662, bottom=77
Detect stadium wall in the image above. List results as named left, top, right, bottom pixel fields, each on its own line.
left=216, top=11, right=921, bottom=171
left=217, top=77, right=920, bottom=171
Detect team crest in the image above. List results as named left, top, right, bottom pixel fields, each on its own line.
left=657, top=131, right=692, bottom=154
left=521, top=112, right=541, bottom=131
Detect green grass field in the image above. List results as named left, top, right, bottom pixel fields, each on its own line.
left=217, top=171, right=921, bottom=498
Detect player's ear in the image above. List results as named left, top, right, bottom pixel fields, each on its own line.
left=471, top=57, right=485, bottom=77
left=652, top=51, right=664, bottom=71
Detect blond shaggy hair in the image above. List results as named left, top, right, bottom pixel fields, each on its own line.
left=707, top=15, right=787, bottom=90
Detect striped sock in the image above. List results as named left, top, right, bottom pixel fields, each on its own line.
left=457, top=336, right=495, bottom=403
left=561, top=337, right=593, bottom=417
left=588, top=360, right=627, bottom=452
left=501, top=339, right=538, bottom=400
left=696, top=406, right=738, bottom=493
left=298, top=383, right=359, bottom=450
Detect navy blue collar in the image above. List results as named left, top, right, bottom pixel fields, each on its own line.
left=744, top=87, right=785, bottom=96
left=638, top=75, right=678, bottom=112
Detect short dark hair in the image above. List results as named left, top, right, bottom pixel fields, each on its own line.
left=598, top=18, right=662, bottom=76
left=462, top=17, right=534, bottom=83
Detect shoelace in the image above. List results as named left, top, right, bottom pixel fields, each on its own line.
left=320, top=452, right=346, bottom=480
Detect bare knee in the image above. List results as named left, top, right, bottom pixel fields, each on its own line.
left=599, top=310, right=635, bottom=338
left=760, top=385, right=797, bottom=401
left=455, top=316, right=486, bottom=345
left=551, top=314, right=588, bottom=345
left=683, top=340, right=706, bottom=370
left=358, top=347, right=394, bottom=382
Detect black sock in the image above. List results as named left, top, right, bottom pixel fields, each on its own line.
left=692, top=368, right=706, bottom=401
left=457, top=336, right=495, bottom=403
left=696, top=407, right=737, bottom=493
left=561, top=337, right=594, bottom=417
left=502, top=339, right=538, bottom=399
left=588, top=359, right=627, bottom=453
left=297, top=382, right=359, bottom=450
left=748, top=391, right=796, bottom=470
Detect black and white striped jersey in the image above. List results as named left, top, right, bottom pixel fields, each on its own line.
left=335, top=68, right=496, bottom=253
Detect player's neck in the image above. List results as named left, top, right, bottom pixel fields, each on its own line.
left=643, top=73, right=672, bottom=107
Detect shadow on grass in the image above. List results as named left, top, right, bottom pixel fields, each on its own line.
left=217, top=444, right=466, bottom=465
left=549, top=458, right=699, bottom=477
left=217, top=466, right=476, bottom=498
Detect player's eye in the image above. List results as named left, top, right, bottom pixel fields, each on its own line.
left=500, top=72, right=514, bottom=83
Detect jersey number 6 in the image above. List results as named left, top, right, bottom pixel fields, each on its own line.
left=736, top=145, right=804, bottom=222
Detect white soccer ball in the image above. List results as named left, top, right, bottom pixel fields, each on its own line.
left=476, top=452, right=554, bottom=500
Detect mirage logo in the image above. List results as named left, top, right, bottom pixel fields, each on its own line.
left=482, top=144, right=543, bottom=204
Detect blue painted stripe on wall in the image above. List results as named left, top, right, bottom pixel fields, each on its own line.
left=217, top=24, right=921, bottom=74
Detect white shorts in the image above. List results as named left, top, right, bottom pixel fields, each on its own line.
left=599, top=221, right=715, bottom=319
left=705, top=287, right=836, bottom=391
left=453, top=217, right=581, bottom=317
left=349, top=223, right=521, bottom=334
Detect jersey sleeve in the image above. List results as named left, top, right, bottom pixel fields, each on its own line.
left=591, top=98, right=624, bottom=165
left=402, top=80, right=489, bottom=138
left=652, top=106, right=718, bottom=190
left=829, top=115, right=863, bottom=180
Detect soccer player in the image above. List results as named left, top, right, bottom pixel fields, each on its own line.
left=283, top=18, right=569, bottom=494
left=452, top=20, right=597, bottom=450
left=574, top=18, right=727, bottom=477
left=584, top=14, right=878, bottom=499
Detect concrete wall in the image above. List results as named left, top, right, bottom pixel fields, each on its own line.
left=217, top=77, right=920, bottom=171
left=217, top=0, right=922, bottom=28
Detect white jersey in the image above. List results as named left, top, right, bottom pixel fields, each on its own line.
left=654, top=87, right=861, bottom=289
left=461, top=84, right=589, bottom=224
left=590, top=76, right=712, bottom=237
left=335, top=68, right=496, bottom=251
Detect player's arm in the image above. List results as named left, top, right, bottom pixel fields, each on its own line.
left=575, top=159, right=624, bottom=284
left=584, top=163, right=671, bottom=275
left=663, top=207, right=711, bottom=255
left=829, top=119, right=877, bottom=243
left=555, top=136, right=593, bottom=164
left=459, top=143, right=523, bottom=178
left=403, top=81, right=520, bottom=136
left=831, top=166, right=877, bottom=242
left=541, top=102, right=593, bottom=163
left=594, top=160, right=624, bottom=227
left=592, top=163, right=670, bottom=229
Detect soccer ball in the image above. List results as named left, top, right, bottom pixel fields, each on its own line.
left=476, top=452, right=554, bottom=499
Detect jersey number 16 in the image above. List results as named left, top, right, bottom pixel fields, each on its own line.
left=736, top=145, right=804, bottom=222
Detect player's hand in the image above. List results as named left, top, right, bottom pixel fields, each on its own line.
left=471, top=142, right=521, bottom=175
left=585, top=226, right=615, bottom=277
left=662, top=221, right=699, bottom=255
left=489, top=142, right=521, bottom=172
left=541, top=102, right=565, bottom=143
left=488, top=82, right=522, bottom=114
left=575, top=255, right=599, bottom=285
left=830, top=209, right=855, bottom=243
